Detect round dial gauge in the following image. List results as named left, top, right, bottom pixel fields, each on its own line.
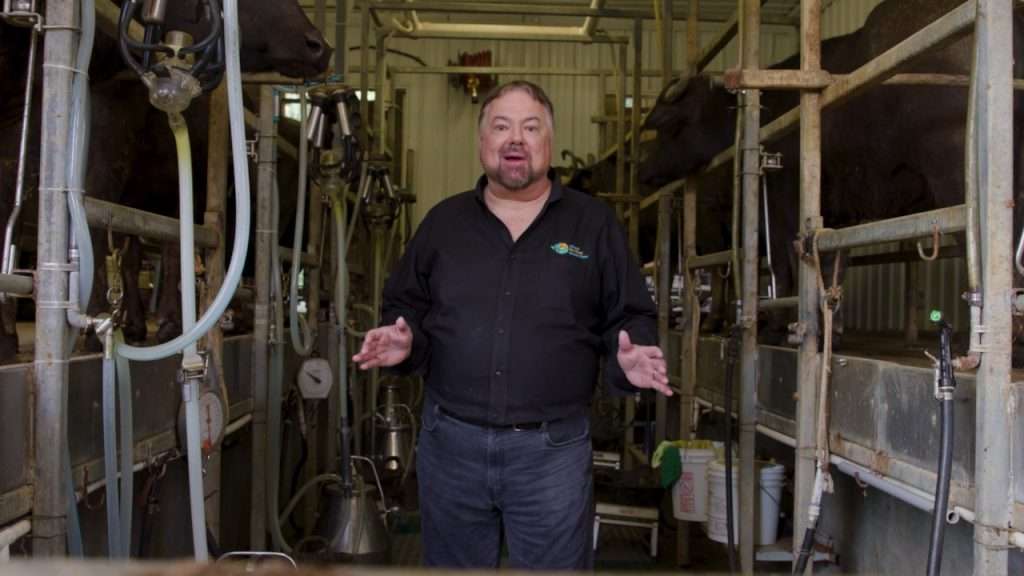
left=298, top=358, right=333, bottom=399
left=178, top=390, right=226, bottom=456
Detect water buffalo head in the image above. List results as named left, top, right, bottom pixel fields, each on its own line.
left=165, top=0, right=332, bottom=78
left=638, top=75, right=737, bottom=188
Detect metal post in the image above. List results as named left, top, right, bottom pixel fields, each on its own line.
left=375, top=32, right=387, bottom=157
left=202, top=82, right=229, bottom=543
left=597, top=71, right=608, bottom=153
left=369, top=225, right=385, bottom=462
left=903, top=247, right=920, bottom=345
left=360, top=4, right=371, bottom=150
left=656, top=188, right=671, bottom=446
left=33, top=0, right=75, bottom=557
left=629, top=19, right=642, bottom=259
left=616, top=39, right=632, bottom=471
left=309, top=183, right=327, bottom=422
left=616, top=43, right=626, bottom=201
left=335, top=0, right=347, bottom=77
left=250, top=86, right=275, bottom=550
left=686, top=0, right=699, bottom=75
left=677, top=180, right=699, bottom=567
left=794, top=0, right=823, bottom=571
left=738, top=0, right=761, bottom=571
left=973, top=0, right=1014, bottom=573
left=660, top=0, right=673, bottom=87
left=316, top=0, right=325, bottom=36
left=675, top=1, right=700, bottom=565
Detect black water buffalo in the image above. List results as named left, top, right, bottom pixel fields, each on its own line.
left=639, top=0, right=1024, bottom=341
left=0, top=0, right=331, bottom=360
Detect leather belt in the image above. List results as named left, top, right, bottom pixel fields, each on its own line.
left=438, top=406, right=545, bottom=431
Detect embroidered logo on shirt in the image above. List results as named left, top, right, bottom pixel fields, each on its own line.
left=551, top=242, right=589, bottom=260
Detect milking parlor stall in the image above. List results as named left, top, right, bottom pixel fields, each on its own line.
left=1, top=0, right=1023, bottom=574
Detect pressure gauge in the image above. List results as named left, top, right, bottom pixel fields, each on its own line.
left=177, top=390, right=226, bottom=457
left=297, top=358, right=333, bottom=399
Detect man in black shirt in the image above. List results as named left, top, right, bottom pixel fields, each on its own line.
left=353, top=80, right=671, bottom=569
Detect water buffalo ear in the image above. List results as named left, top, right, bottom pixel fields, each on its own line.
left=643, top=76, right=699, bottom=134
left=662, top=75, right=691, bottom=104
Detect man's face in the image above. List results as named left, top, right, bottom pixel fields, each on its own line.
left=478, top=89, right=552, bottom=193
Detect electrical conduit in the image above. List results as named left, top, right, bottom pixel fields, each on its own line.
left=332, top=189, right=352, bottom=489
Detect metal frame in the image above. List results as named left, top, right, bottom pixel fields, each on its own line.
left=20, top=1, right=324, bottom=556
left=17, top=0, right=1016, bottom=569
left=655, top=0, right=1016, bottom=572
left=32, top=0, right=74, bottom=556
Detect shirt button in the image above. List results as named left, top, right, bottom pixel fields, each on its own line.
left=504, top=291, right=512, bottom=297
left=497, top=328, right=505, bottom=335
left=495, top=370, right=503, bottom=376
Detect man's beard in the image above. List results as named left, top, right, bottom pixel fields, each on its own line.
left=487, top=159, right=537, bottom=191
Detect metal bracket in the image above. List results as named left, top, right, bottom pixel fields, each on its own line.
left=178, top=351, right=209, bottom=386
left=760, top=149, right=783, bottom=173
left=1013, top=289, right=1024, bottom=316
left=245, top=139, right=258, bottom=162
left=962, top=289, right=983, bottom=308
left=787, top=321, right=807, bottom=345
left=1, top=0, right=40, bottom=27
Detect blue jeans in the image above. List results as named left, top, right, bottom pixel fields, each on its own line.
left=417, top=397, right=594, bottom=570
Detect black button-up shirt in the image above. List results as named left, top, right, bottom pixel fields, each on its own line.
left=382, top=174, right=657, bottom=425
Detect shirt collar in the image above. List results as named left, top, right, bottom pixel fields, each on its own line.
left=473, top=169, right=565, bottom=207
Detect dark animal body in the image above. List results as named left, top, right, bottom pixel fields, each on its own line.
left=0, top=0, right=330, bottom=360
left=638, top=0, right=1024, bottom=340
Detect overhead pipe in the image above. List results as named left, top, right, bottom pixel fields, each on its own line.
left=390, top=0, right=607, bottom=41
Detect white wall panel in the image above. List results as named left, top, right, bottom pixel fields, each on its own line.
left=307, top=9, right=798, bottom=225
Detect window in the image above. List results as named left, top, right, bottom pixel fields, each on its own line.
left=280, top=89, right=376, bottom=122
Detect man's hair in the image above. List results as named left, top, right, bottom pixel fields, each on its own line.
left=477, top=80, right=555, bottom=130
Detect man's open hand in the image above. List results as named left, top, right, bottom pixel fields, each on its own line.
left=616, top=330, right=673, bottom=396
left=353, top=317, right=413, bottom=369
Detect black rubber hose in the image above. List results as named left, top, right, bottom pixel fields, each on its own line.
left=181, top=0, right=223, bottom=55
left=927, top=318, right=956, bottom=576
left=141, top=23, right=159, bottom=70
left=723, top=327, right=739, bottom=573
left=119, top=1, right=173, bottom=56
left=793, top=526, right=816, bottom=574
left=926, top=396, right=954, bottom=576
left=118, top=0, right=147, bottom=77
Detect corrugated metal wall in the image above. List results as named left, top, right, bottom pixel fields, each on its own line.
left=313, top=9, right=798, bottom=225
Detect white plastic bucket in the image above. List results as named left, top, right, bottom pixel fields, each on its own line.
left=707, top=461, right=787, bottom=546
left=672, top=447, right=716, bottom=521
